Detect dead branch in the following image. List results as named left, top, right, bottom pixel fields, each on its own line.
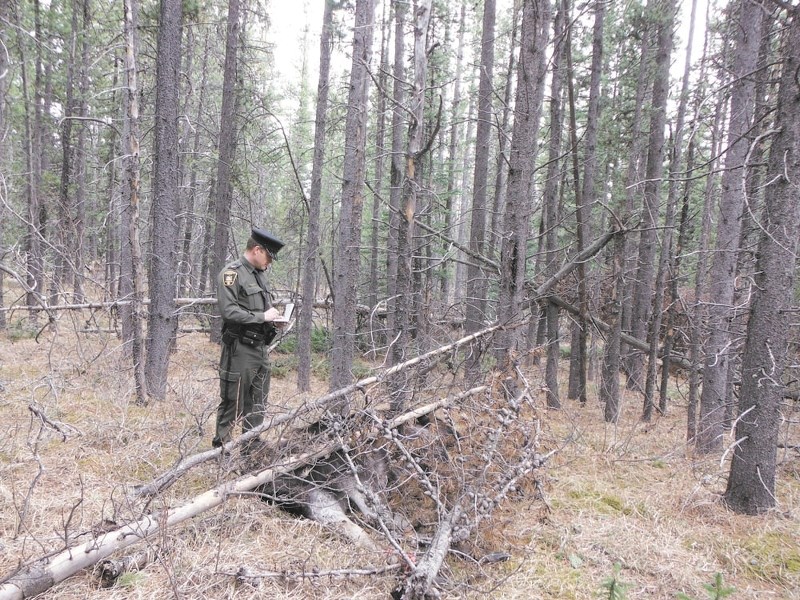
left=132, top=321, right=502, bottom=497
left=402, top=506, right=461, bottom=600
left=396, top=383, right=552, bottom=599
left=26, top=403, right=81, bottom=441
left=0, top=264, right=55, bottom=322
left=531, top=227, right=620, bottom=298
left=231, top=563, right=402, bottom=582
left=547, top=294, right=693, bottom=370
left=0, top=297, right=309, bottom=314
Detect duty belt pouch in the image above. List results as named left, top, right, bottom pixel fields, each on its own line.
left=241, top=330, right=263, bottom=346
left=264, top=325, right=278, bottom=345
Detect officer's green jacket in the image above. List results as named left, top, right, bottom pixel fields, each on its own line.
left=218, top=256, right=272, bottom=325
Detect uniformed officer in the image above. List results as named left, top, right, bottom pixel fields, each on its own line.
left=213, top=227, right=287, bottom=449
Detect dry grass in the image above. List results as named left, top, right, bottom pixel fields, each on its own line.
left=1, top=324, right=798, bottom=599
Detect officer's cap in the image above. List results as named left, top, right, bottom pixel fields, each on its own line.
left=252, top=227, right=285, bottom=259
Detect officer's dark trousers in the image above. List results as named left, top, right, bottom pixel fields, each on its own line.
left=214, top=339, right=270, bottom=447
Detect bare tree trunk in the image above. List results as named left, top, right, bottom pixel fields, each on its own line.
left=178, top=28, right=211, bottom=298
left=495, top=0, right=549, bottom=365
left=297, top=0, right=334, bottom=391
left=330, top=0, right=376, bottom=394
left=72, top=0, right=90, bottom=303
left=0, top=448, right=339, bottom=600
left=497, top=2, right=550, bottom=364
left=564, top=0, right=601, bottom=404
left=464, top=0, right=496, bottom=343
left=210, top=0, right=241, bottom=346
left=15, top=0, right=46, bottom=324
left=641, top=0, right=683, bottom=421
left=145, top=0, right=183, bottom=400
left=697, top=0, right=763, bottom=453
left=54, top=0, right=79, bottom=303
left=724, top=10, right=799, bottom=513
left=390, top=0, right=432, bottom=413
left=620, top=9, right=654, bottom=384
left=537, top=0, right=562, bottom=410
left=488, top=5, right=519, bottom=263
left=442, top=0, right=467, bottom=308
left=453, top=90, right=476, bottom=308
left=385, top=0, right=406, bottom=354
left=367, top=2, right=389, bottom=342
left=601, top=231, right=624, bottom=422
left=626, top=0, right=674, bottom=395
left=103, top=57, right=121, bottom=302
left=121, top=0, right=147, bottom=406
left=688, top=94, right=724, bottom=443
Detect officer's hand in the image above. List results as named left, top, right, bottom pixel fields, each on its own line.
left=264, top=307, right=281, bottom=322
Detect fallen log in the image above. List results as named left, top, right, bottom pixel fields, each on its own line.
left=231, top=563, right=402, bottom=583
left=94, top=546, right=161, bottom=588
left=0, top=444, right=338, bottom=600
left=0, top=387, right=488, bottom=599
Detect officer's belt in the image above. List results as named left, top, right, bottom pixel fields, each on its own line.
left=223, top=324, right=275, bottom=347
left=222, top=325, right=267, bottom=346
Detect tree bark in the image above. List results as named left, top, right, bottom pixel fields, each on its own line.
left=210, top=0, right=242, bottom=346
left=72, top=0, right=90, bottom=303
left=641, top=0, right=686, bottom=421
left=177, top=28, right=211, bottom=298
left=367, top=2, right=390, bottom=345
left=724, top=9, right=799, bottom=513
left=442, top=0, right=467, bottom=308
left=330, top=0, right=376, bottom=393
left=697, top=0, right=763, bottom=453
left=54, top=0, right=79, bottom=303
left=626, top=0, right=675, bottom=393
left=297, top=0, right=334, bottom=391
left=15, top=0, right=46, bottom=324
left=495, top=0, right=550, bottom=365
left=390, top=0, right=432, bottom=413
left=619, top=6, right=653, bottom=385
left=145, top=0, right=183, bottom=400
left=385, top=0, right=406, bottom=345
left=464, top=0, right=496, bottom=343
left=119, top=0, right=147, bottom=406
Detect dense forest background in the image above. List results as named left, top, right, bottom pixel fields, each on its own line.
left=1, top=0, right=800, bottom=595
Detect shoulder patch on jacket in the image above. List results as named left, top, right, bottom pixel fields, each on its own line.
left=223, top=270, right=237, bottom=287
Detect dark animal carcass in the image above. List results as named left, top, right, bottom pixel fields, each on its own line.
left=255, top=423, right=407, bottom=550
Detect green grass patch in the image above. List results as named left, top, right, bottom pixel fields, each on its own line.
left=4, top=320, right=39, bottom=342
left=566, top=489, right=636, bottom=516
left=117, top=572, right=147, bottom=587
left=740, top=531, right=800, bottom=583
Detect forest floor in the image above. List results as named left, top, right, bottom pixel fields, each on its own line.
left=0, top=324, right=798, bottom=599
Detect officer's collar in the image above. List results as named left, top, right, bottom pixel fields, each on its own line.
left=241, top=255, right=266, bottom=273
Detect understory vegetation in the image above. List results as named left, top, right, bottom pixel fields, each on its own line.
left=1, top=322, right=797, bottom=599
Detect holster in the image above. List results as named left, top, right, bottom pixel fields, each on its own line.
left=263, top=324, right=278, bottom=345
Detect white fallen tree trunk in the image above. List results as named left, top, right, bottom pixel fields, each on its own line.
left=0, top=386, right=488, bottom=599
left=0, top=445, right=337, bottom=600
